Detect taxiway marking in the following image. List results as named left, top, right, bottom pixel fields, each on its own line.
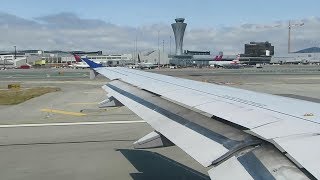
left=0, top=121, right=146, bottom=128
left=41, top=108, right=87, bottom=116
left=83, top=91, right=104, bottom=94
left=68, top=102, right=99, bottom=105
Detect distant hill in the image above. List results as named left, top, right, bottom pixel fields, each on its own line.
left=295, top=47, right=320, bottom=53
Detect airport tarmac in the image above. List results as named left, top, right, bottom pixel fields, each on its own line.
left=0, top=66, right=319, bottom=180
left=149, top=65, right=320, bottom=100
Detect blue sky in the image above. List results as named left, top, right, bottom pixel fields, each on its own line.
left=1, top=0, right=320, bottom=28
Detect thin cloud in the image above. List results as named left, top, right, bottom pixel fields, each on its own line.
left=35, top=12, right=110, bottom=29
left=0, top=12, right=319, bottom=55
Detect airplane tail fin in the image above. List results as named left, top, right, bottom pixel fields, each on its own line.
left=235, top=54, right=240, bottom=61
left=74, top=54, right=82, bottom=62
left=73, top=54, right=103, bottom=69
left=214, top=55, right=223, bottom=61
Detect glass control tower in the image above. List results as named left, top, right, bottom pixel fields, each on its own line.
left=171, top=18, right=187, bottom=55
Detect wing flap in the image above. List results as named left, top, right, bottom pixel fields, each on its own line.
left=274, top=135, right=320, bottom=178
left=208, top=143, right=309, bottom=180
left=208, top=157, right=254, bottom=180
left=103, top=82, right=229, bottom=167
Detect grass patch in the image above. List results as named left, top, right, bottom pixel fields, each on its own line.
left=0, top=87, right=61, bottom=105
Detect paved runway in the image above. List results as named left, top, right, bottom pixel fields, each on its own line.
left=0, top=66, right=319, bottom=180
left=0, top=69, right=210, bottom=180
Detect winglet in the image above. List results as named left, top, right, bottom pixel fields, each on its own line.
left=73, top=54, right=103, bottom=69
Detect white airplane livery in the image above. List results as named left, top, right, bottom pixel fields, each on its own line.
left=209, top=54, right=241, bottom=68
left=80, top=55, right=319, bottom=180
left=69, top=55, right=102, bottom=69
left=68, top=55, right=90, bottom=68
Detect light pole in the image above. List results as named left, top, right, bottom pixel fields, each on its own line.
left=1, top=57, right=4, bottom=69
left=135, top=36, right=138, bottom=64
left=158, top=30, right=160, bottom=68
left=133, top=39, right=135, bottom=64
left=162, top=40, right=165, bottom=53
left=288, top=21, right=304, bottom=53
left=288, top=21, right=291, bottom=54
left=13, top=45, right=17, bottom=67
left=14, top=46, right=16, bottom=60
left=162, top=40, right=164, bottom=64
left=169, top=36, right=172, bottom=55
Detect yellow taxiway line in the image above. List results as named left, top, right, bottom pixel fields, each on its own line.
left=41, top=109, right=87, bottom=116
left=68, top=102, right=99, bottom=105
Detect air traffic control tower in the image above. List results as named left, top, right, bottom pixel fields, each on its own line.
left=171, top=18, right=187, bottom=55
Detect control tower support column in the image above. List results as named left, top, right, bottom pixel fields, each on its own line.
left=171, top=18, right=187, bottom=55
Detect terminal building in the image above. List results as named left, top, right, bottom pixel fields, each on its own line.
left=244, top=42, right=274, bottom=57
left=0, top=50, right=134, bottom=68
left=86, top=54, right=132, bottom=66
left=41, top=52, right=133, bottom=67
left=135, top=50, right=169, bottom=65
left=184, top=50, right=210, bottom=55
left=0, top=51, right=43, bottom=68
left=240, top=41, right=274, bottom=64
left=271, top=47, right=320, bottom=64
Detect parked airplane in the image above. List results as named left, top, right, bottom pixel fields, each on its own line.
left=209, top=54, right=241, bottom=68
left=138, top=62, right=158, bottom=69
left=128, top=54, right=157, bottom=69
left=69, top=54, right=103, bottom=69
left=137, top=54, right=158, bottom=69
left=80, top=55, right=319, bottom=180
left=68, top=55, right=90, bottom=69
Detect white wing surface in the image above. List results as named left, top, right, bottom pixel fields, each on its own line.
left=90, top=66, right=319, bottom=180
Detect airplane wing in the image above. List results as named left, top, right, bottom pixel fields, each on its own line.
left=83, top=58, right=319, bottom=179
